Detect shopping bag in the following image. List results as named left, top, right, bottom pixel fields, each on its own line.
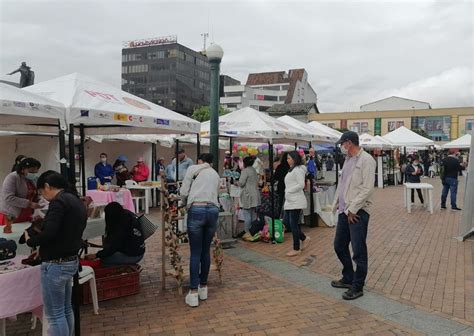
left=264, top=216, right=284, bottom=243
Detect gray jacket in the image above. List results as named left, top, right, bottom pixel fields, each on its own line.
left=0, top=172, right=30, bottom=218
left=239, top=167, right=260, bottom=209
left=332, top=149, right=376, bottom=215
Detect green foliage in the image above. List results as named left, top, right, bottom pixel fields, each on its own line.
left=336, top=128, right=349, bottom=133
left=192, top=106, right=230, bottom=122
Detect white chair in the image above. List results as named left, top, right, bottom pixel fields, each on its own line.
left=125, top=180, right=146, bottom=212
left=79, top=266, right=99, bottom=315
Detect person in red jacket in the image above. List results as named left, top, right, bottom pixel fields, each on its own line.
left=131, top=157, right=150, bottom=182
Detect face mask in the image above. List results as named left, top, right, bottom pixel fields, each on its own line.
left=101, top=158, right=107, bottom=163
left=340, top=145, right=348, bottom=155
left=26, top=173, right=38, bottom=181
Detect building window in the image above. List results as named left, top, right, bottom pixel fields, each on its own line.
left=122, top=53, right=143, bottom=62
left=351, top=122, right=369, bottom=134
left=128, top=64, right=148, bottom=73
left=147, top=51, right=166, bottom=59
left=168, top=49, right=178, bottom=58
left=466, top=119, right=474, bottom=131
left=122, top=66, right=128, bottom=74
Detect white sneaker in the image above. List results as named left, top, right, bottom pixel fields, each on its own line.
left=198, top=286, right=208, bottom=300
left=185, top=291, right=199, bottom=307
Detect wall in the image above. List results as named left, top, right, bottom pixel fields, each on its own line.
left=361, top=97, right=430, bottom=111
left=381, top=117, right=412, bottom=135
left=458, top=115, right=474, bottom=136
left=347, top=119, right=375, bottom=134
left=0, top=136, right=60, bottom=182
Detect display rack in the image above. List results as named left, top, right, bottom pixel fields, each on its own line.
left=160, top=178, right=223, bottom=294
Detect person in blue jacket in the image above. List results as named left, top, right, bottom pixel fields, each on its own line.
left=94, top=153, right=114, bottom=184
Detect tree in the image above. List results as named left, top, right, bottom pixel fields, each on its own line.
left=336, top=128, right=349, bottom=133
left=192, top=106, right=230, bottom=122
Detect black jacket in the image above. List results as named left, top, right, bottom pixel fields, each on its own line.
left=96, top=211, right=145, bottom=259
left=442, top=156, right=463, bottom=179
left=27, top=191, right=87, bottom=261
left=405, top=163, right=423, bottom=183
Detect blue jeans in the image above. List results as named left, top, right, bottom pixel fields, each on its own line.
left=441, top=177, right=458, bottom=208
left=334, top=210, right=369, bottom=291
left=41, top=259, right=79, bottom=336
left=241, top=208, right=257, bottom=233
left=285, top=209, right=306, bottom=250
left=187, top=205, right=219, bottom=290
left=101, top=252, right=144, bottom=267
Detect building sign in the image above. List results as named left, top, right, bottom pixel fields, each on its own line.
left=123, top=35, right=177, bottom=49
left=387, top=120, right=404, bottom=132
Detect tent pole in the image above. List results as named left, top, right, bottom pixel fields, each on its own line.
left=151, top=142, right=157, bottom=179
left=79, top=124, right=86, bottom=196
left=309, top=142, right=316, bottom=227
left=175, top=139, right=179, bottom=184
left=196, top=134, right=201, bottom=159
left=294, top=142, right=297, bottom=150
left=68, top=124, right=76, bottom=186
left=269, top=141, right=275, bottom=243
left=59, top=128, right=67, bottom=179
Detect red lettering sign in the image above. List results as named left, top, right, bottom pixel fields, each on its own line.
left=84, top=90, right=120, bottom=102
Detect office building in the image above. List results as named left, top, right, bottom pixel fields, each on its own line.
left=121, top=36, right=210, bottom=116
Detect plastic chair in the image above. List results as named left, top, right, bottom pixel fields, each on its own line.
left=125, top=180, right=146, bottom=212
left=78, top=266, right=99, bottom=315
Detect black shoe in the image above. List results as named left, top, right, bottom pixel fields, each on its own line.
left=342, top=288, right=364, bottom=300
left=331, top=279, right=352, bottom=289
left=452, top=207, right=462, bottom=211
left=441, top=206, right=447, bottom=209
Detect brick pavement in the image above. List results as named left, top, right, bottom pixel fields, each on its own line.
left=243, top=176, right=474, bottom=325
left=6, top=215, right=421, bottom=335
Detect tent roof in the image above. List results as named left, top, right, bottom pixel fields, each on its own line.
left=24, top=73, right=200, bottom=135
left=277, top=115, right=338, bottom=143
left=307, top=121, right=342, bottom=139
left=443, top=134, right=472, bottom=149
left=0, top=83, right=65, bottom=133
left=382, top=126, right=434, bottom=147
left=359, top=133, right=392, bottom=149
left=200, top=107, right=313, bottom=143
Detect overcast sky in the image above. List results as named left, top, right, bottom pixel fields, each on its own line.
left=0, top=0, right=473, bottom=112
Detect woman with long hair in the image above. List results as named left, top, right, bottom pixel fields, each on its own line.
left=85, top=202, right=145, bottom=266
left=239, top=156, right=260, bottom=234
left=25, top=170, right=87, bottom=336
left=284, top=151, right=310, bottom=257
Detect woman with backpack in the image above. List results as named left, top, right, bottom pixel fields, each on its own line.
left=284, top=151, right=310, bottom=257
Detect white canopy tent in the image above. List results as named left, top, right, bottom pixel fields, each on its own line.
left=24, top=72, right=200, bottom=135
left=359, top=133, right=392, bottom=149
left=277, top=115, right=338, bottom=143
left=0, top=83, right=65, bottom=133
left=443, top=134, right=472, bottom=149
left=200, top=107, right=313, bottom=143
left=382, top=126, right=434, bottom=147
left=307, top=121, right=342, bottom=139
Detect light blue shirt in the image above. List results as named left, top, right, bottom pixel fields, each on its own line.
left=170, top=157, right=194, bottom=181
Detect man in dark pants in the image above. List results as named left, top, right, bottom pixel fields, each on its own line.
left=331, top=131, right=376, bottom=300
left=441, top=151, right=464, bottom=210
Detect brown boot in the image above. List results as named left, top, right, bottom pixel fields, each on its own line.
left=3, top=219, right=13, bottom=234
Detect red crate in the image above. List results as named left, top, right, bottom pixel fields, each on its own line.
left=81, top=265, right=141, bottom=304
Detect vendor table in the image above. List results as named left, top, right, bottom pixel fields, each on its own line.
left=303, top=185, right=337, bottom=227
left=125, top=183, right=160, bottom=214
left=403, top=182, right=434, bottom=214
left=86, top=189, right=135, bottom=213
left=0, top=255, right=42, bottom=336
left=0, top=218, right=107, bottom=256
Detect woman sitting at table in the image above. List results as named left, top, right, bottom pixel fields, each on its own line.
left=85, top=202, right=145, bottom=266
left=25, top=170, right=87, bottom=336
left=113, top=155, right=131, bottom=187
left=0, top=157, right=42, bottom=233
left=131, top=157, right=150, bottom=183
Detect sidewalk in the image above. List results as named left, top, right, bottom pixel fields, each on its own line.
left=243, top=176, right=474, bottom=326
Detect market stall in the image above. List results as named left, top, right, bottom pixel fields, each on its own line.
left=443, top=134, right=472, bottom=150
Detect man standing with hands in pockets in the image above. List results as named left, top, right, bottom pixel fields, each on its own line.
left=331, top=131, right=376, bottom=300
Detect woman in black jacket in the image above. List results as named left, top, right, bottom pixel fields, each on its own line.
left=25, top=170, right=87, bottom=336
left=273, top=152, right=290, bottom=218
left=405, top=156, right=424, bottom=204
left=86, top=202, right=145, bottom=266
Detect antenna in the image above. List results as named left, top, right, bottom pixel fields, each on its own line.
left=201, top=32, right=209, bottom=51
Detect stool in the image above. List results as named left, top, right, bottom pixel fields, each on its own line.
left=78, top=266, right=99, bottom=315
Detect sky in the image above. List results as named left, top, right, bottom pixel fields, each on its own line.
left=0, top=0, right=473, bottom=112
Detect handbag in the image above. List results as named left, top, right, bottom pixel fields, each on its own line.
left=0, top=238, right=17, bottom=260
left=137, top=214, right=159, bottom=240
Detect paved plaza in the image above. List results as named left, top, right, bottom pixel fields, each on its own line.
left=5, top=177, right=473, bottom=335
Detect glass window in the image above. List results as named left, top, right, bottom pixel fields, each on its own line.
left=466, top=119, right=474, bottom=131
left=168, top=49, right=178, bottom=58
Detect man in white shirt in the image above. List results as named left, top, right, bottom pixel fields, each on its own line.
left=179, top=153, right=220, bottom=308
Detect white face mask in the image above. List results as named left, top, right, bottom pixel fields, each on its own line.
left=340, top=145, right=348, bottom=155
left=100, top=158, right=107, bottom=163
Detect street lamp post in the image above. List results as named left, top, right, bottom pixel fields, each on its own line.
left=206, top=43, right=224, bottom=171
